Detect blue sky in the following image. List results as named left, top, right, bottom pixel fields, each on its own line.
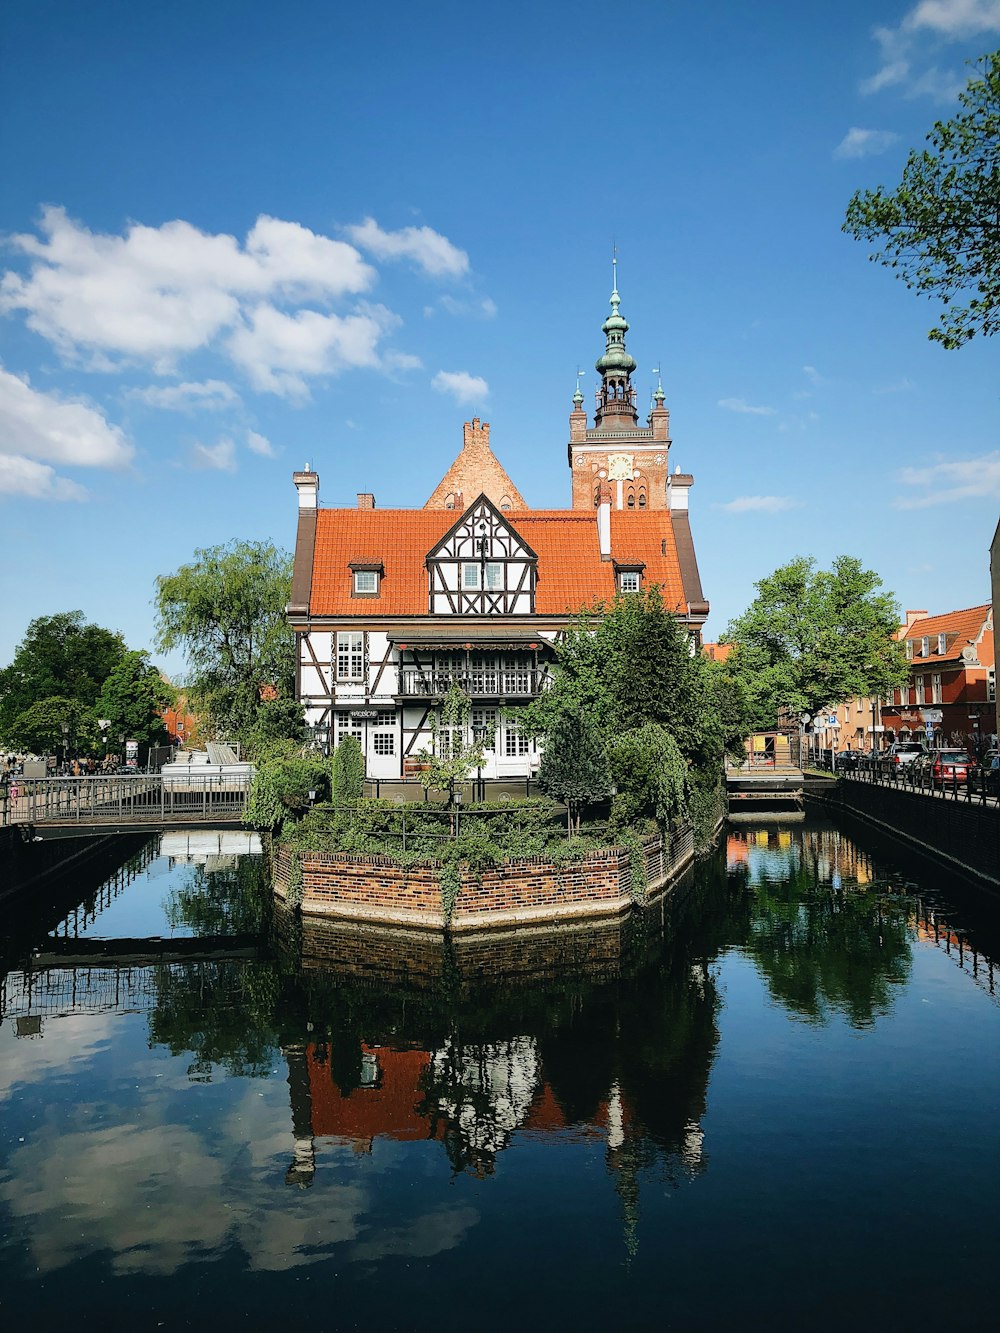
left=1, top=0, right=997, bottom=679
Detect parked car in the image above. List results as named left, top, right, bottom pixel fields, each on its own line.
left=836, top=750, right=861, bottom=771
left=884, top=741, right=928, bottom=769
left=930, top=749, right=976, bottom=787
left=985, top=752, right=1000, bottom=796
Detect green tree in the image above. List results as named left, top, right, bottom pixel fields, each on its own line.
left=6, top=696, right=98, bottom=757
left=722, top=555, right=908, bottom=731
left=537, top=711, right=612, bottom=834
left=606, top=724, right=689, bottom=831
left=97, top=650, right=174, bottom=747
left=843, top=49, right=1000, bottom=348
left=0, top=611, right=127, bottom=740
left=154, top=540, right=295, bottom=741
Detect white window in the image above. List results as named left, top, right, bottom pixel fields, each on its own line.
left=915, top=676, right=925, bottom=705
left=932, top=673, right=942, bottom=704
left=905, top=640, right=913, bottom=660
left=618, top=570, right=641, bottom=593
left=374, top=710, right=395, bottom=726
left=856, top=698, right=863, bottom=713
left=353, top=570, right=379, bottom=594
left=471, top=707, right=497, bottom=748
left=921, top=636, right=929, bottom=657
left=373, top=732, right=394, bottom=756
left=503, top=713, right=530, bottom=757
left=989, top=667, right=996, bottom=703
left=462, top=562, right=502, bottom=590
left=335, top=712, right=363, bottom=746
left=336, top=632, right=364, bottom=680
left=937, top=633, right=947, bottom=655
left=438, top=726, right=463, bottom=760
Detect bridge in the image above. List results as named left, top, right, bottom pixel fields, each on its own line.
left=1, top=773, right=250, bottom=837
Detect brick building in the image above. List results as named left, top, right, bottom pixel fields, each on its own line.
left=880, top=604, right=995, bottom=749
left=286, top=275, right=709, bottom=780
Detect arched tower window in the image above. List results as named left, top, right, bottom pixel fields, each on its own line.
left=500, top=495, right=511, bottom=511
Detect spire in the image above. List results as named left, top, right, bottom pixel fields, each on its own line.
left=594, top=259, right=638, bottom=428
left=572, top=367, right=585, bottom=409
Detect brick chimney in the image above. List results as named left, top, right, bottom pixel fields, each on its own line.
left=357, top=493, right=375, bottom=509
left=463, top=418, right=490, bottom=451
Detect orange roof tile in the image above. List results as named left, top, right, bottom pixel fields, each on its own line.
left=901, top=604, right=993, bottom=666
left=309, top=505, right=689, bottom=617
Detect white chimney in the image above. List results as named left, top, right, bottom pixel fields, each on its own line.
left=293, top=469, right=318, bottom=510
left=597, top=480, right=611, bottom=560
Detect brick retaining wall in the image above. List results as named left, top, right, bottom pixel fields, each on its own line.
left=273, top=825, right=695, bottom=931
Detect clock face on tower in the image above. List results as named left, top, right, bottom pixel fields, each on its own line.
left=608, top=453, right=634, bottom=481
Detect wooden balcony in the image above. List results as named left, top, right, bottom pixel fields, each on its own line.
left=398, top=669, right=542, bottom=698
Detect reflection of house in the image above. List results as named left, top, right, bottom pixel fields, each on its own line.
left=287, top=280, right=708, bottom=779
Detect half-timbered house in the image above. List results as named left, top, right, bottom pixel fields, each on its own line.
left=286, top=278, right=710, bottom=784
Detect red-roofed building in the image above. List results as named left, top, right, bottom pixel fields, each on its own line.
left=881, top=604, right=995, bottom=749
left=287, top=281, right=709, bottom=779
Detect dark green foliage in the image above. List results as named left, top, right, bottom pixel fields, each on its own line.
left=844, top=49, right=1000, bottom=348
left=154, top=540, right=294, bottom=742
left=244, top=755, right=330, bottom=830
left=537, top=712, right=612, bottom=833
left=722, top=555, right=907, bottom=731
left=526, top=588, right=740, bottom=831
left=0, top=611, right=127, bottom=740
left=97, top=650, right=174, bottom=747
left=242, top=697, right=305, bottom=759
left=5, top=695, right=99, bottom=756
left=331, top=735, right=365, bottom=804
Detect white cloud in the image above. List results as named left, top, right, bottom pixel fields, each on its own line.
left=190, top=437, right=237, bottom=472
left=873, top=376, right=915, bottom=394
left=0, top=366, right=132, bottom=500
left=431, top=370, right=489, bottom=404
left=862, top=3, right=1000, bottom=97
left=0, top=207, right=377, bottom=382
left=383, top=350, right=423, bottom=372
left=227, top=302, right=394, bottom=398
left=345, top=217, right=469, bottom=277
left=0, top=455, right=87, bottom=500
left=246, top=429, right=276, bottom=457
left=717, top=495, right=802, bottom=513
left=126, top=379, right=240, bottom=411
left=717, top=397, right=776, bottom=416
left=834, top=127, right=900, bottom=158
left=893, top=451, right=1000, bottom=507
left=904, top=1, right=1000, bottom=38
left=437, top=294, right=498, bottom=319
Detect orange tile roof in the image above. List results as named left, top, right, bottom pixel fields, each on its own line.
left=901, top=604, right=993, bottom=666
left=309, top=505, right=690, bottom=617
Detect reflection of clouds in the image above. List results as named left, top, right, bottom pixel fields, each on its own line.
left=1, top=1083, right=479, bottom=1277
left=430, top=1036, right=540, bottom=1155
left=350, top=1206, right=480, bottom=1261
left=0, top=1014, right=109, bottom=1103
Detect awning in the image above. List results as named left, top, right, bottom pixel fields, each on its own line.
left=388, top=631, right=548, bottom=652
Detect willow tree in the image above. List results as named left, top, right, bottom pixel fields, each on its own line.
left=155, top=540, right=294, bottom=740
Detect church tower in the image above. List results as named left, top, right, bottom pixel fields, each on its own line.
left=568, top=264, right=672, bottom=510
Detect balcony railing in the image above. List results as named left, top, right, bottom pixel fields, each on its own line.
left=399, top=669, right=542, bottom=698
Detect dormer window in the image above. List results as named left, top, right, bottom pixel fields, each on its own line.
left=937, top=633, right=947, bottom=655
left=905, top=639, right=913, bottom=660
left=614, top=560, right=645, bottom=593
left=921, top=636, right=929, bottom=657
left=350, top=560, right=384, bottom=598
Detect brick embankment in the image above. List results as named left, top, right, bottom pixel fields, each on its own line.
left=808, top=780, right=1000, bottom=890
left=273, top=824, right=695, bottom=931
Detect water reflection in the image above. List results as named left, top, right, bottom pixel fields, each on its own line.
left=2, top=817, right=1000, bottom=1321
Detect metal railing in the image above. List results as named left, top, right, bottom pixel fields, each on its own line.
left=399, top=669, right=542, bottom=697
left=1, top=774, right=250, bottom=826
left=839, top=757, right=999, bottom=807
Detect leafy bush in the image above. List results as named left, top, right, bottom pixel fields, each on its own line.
left=243, top=755, right=330, bottom=831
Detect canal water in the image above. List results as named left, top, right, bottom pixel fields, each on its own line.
left=1, top=817, right=999, bottom=1330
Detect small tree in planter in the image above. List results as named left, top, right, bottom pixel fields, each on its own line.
left=418, top=682, right=486, bottom=817
left=537, top=711, right=612, bottom=835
